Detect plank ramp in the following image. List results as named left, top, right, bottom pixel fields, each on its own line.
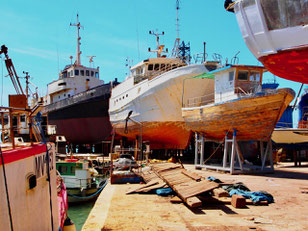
left=150, top=163, right=220, bottom=208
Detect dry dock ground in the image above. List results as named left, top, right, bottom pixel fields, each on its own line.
left=82, top=162, right=308, bottom=231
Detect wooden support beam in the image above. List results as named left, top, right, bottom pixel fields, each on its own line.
left=186, top=197, right=202, bottom=208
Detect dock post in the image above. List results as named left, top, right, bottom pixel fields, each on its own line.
left=194, top=133, right=199, bottom=166
left=230, top=129, right=237, bottom=174
left=268, top=140, right=274, bottom=170
left=200, top=134, right=204, bottom=165
left=223, top=133, right=228, bottom=168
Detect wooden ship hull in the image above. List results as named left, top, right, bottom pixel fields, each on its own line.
left=182, top=88, right=295, bottom=141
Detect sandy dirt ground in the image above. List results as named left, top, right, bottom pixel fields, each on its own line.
left=83, top=162, right=308, bottom=231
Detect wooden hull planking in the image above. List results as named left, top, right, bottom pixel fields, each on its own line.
left=182, top=88, right=295, bottom=141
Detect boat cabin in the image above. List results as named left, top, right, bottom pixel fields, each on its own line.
left=47, top=64, right=103, bottom=104
left=130, top=57, right=186, bottom=84
left=214, top=65, right=265, bottom=104
left=183, top=65, right=266, bottom=108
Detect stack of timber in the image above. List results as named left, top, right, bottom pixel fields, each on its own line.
left=130, top=163, right=221, bottom=208
left=129, top=163, right=271, bottom=209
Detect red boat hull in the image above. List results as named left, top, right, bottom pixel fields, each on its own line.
left=259, top=46, right=308, bottom=83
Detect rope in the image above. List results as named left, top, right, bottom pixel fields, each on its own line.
left=67, top=179, right=108, bottom=200
left=0, top=146, right=14, bottom=231
left=1, top=56, right=3, bottom=106
left=203, top=137, right=225, bottom=165
left=45, top=143, right=54, bottom=231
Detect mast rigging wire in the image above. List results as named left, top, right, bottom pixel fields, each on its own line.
left=0, top=146, right=14, bottom=231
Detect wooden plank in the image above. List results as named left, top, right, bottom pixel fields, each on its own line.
left=126, top=180, right=159, bottom=194
left=174, top=181, right=219, bottom=199
left=181, top=169, right=202, bottom=181
left=137, top=182, right=166, bottom=193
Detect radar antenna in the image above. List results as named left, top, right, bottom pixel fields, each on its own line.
left=87, top=55, right=96, bottom=67
left=148, top=30, right=168, bottom=57
left=70, top=14, right=84, bottom=66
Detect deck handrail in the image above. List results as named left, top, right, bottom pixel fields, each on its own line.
left=184, top=87, right=253, bottom=108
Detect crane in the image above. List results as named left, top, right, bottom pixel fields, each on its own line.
left=0, top=45, right=24, bottom=95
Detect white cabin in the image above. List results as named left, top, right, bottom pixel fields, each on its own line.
left=46, top=14, right=104, bottom=105
left=214, top=65, right=265, bottom=104
left=111, top=57, right=186, bottom=110
left=47, top=64, right=103, bottom=104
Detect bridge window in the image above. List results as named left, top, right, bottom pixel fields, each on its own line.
left=249, top=71, right=261, bottom=81
left=75, top=70, right=79, bottom=76
left=148, top=64, right=153, bottom=71
left=20, top=115, right=26, bottom=122
left=229, top=71, right=234, bottom=81
left=81, top=70, right=84, bottom=76
left=154, top=64, right=160, bottom=71
left=238, top=71, right=249, bottom=81
left=91, top=71, right=94, bottom=77
left=86, top=70, right=89, bottom=76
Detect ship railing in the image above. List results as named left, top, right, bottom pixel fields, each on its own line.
left=275, top=122, right=294, bottom=129
left=134, top=62, right=186, bottom=84
left=184, top=87, right=255, bottom=108
left=185, top=93, right=215, bottom=108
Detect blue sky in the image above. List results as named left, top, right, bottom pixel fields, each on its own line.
left=0, top=0, right=304, bottom=121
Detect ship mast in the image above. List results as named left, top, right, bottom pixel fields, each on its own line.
left=70, top=14, right=83, bottom=66
left=171, top=0, right=180, bottom=58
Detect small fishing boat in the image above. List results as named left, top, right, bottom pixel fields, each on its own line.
left=225, top=0, right=308, bottom=83
left=56, top=159, right=107, bottom=203
left=181, top=65, right=295, bottom=141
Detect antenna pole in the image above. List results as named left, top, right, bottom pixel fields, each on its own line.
left=172, top=0, right=180, bottom=57
left=70, top=14, right=83, bottom=65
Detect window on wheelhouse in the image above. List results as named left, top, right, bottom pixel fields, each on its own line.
left=91, top=71, right=94, bottom=77
left=75, top=70, right=79, bottom=76
left=249, top=71, right=261, bottom=81
left=148, top=64, right=153, bottom=71
left=154, top=64, right=160, bottom=71
left=238, top=70, right=249, bottom=81
left=80, top=70, right=84, bottom=76
left=229, top=71, right=235, bottom=81
left=20, top=115, right=26, bottom=122
left=260, top=0, right=308, bottom=30
left=86, top=70, right=90, bottom=76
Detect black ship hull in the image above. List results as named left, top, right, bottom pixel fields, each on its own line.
left=45, top=83, right=114, bottom=144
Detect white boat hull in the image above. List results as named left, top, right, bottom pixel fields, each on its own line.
left=109, top=64, right=214, bottom=149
